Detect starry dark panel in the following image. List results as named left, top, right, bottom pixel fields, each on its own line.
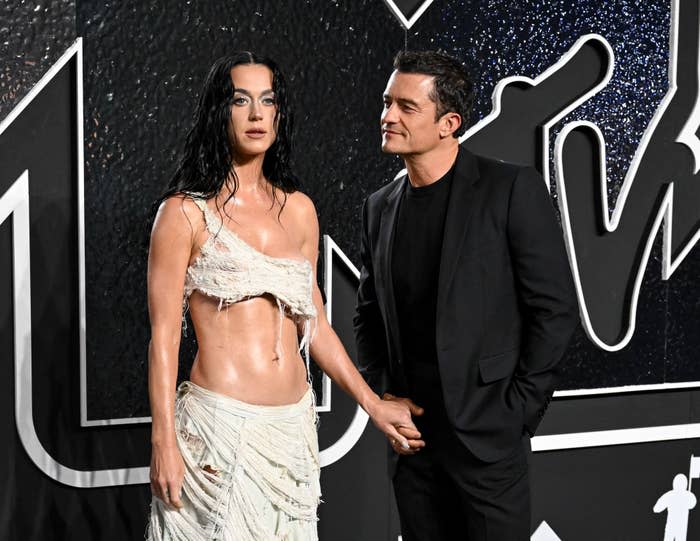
left=0, top=1, right=76, bottom=120
left=405, top=0, right=697, bottom=391
left=76, top=0, right=404, bottom=418
left=414, top=0, right=670, bottom=213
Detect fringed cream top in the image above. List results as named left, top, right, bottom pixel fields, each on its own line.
left=184, top=195, right=317, bottom=365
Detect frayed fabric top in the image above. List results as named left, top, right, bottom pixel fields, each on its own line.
left=183, top=194, right=318, bottom=365
left=148, top=382, right=321, bottom=541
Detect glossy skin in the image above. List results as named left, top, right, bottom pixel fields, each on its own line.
left=379, top=70, right=462, bottom=455
left=148, top=64, right=419, bottom=509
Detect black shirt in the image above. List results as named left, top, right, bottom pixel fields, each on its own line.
left=391, top=163, right=455, bottom=375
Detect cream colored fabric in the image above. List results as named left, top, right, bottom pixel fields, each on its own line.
left=183, top=195, right=317, bottom=363
left=148, top=382, right=320, bottom=541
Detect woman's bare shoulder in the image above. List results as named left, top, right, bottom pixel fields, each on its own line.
left=284, top=190, right=317, bottom=221
left=284, top=190, right=319, bottom=245
left=153, top=193, right=206, bottom=234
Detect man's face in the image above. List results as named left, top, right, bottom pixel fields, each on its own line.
left=380, top=70, right=441, bottom=156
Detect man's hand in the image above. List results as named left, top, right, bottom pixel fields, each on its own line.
left=382, top=393, right=426, bottom=455
left=364, top=392, right=425, bottom=455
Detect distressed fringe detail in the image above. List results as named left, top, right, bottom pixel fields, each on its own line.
left=147, top=382, right=320, bottom=541
left=183, top=196, right=317, bottom=324
left=181, top=194, right=318, bottom=377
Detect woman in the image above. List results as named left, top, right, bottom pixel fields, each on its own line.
left=146, top=52, right=418, bottom=541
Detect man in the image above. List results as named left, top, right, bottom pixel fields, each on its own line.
left=354, top=50, right=579, bottom=540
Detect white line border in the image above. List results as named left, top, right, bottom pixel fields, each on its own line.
left=532, top=423, right=700, bottom=452
left=532, top=0, right=700, bottom=449
left=1, top=170, right=149, bottom=486
left=74, top=39, right=151, bottom=426
left=319, top=235, right=370, bottom=467
left=382, top=0, right=434, bottom=30
left=466, top=1, right=699, bottom=390
left=76, top=38, right=147, bottom=425
left=554, top=380, right=700, bottom=398
left=552, top=0, right=700, bottom=353
left=462, top=33, right=615, bottom=192
left=0, top=38, right=150, bottom=486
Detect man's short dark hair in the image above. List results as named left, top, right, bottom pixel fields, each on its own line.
left=393, top=50, right=474, bottom=137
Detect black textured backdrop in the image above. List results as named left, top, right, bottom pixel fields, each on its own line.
left=0, top=1, right=76, bottom=120
left=76, top=0, right=405, bottom=420
left=4, top=1, right=700, bottom=540
left=72, top=0, right=700, bottom=422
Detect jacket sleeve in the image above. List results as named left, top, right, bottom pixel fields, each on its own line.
left=506, top=166, right=579, bottom=436
left=353, top=196, right=390, bottom=395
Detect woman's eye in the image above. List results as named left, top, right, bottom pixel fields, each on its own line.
left=262, top=97, right=276, bottom=105
left=233, top=97, right=248, bottom=105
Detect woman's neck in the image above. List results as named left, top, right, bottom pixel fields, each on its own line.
left=230, top=153, right=267, bottom=194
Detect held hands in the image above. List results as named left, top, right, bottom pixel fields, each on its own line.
left=367, top=392, right=426, bottom=455
left=150, top=441, right=185, bottom=510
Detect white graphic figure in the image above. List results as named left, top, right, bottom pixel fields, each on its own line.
left=653, top=473, right=696, bottom=541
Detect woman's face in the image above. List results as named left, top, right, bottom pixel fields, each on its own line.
left=228, top=64, right=278, bottom=159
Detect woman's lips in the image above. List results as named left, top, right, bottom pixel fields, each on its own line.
left=245, top=130, right=267, bottom=139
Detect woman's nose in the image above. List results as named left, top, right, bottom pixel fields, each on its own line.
left=249, top=102, right=263, bottom=120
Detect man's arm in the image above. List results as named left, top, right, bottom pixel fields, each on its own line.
left=506, top=166, right=580, bottom=436
left=353, top=196, right=390, bottom=395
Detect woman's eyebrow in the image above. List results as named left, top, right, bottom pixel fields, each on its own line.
left=233, top=88, right=274, bottom=96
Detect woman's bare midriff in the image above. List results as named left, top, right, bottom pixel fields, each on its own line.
left=187, top=292, right=311, bottom=406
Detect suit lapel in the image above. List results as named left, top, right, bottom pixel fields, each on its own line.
left=437, top=146, right=481, bottom=312
left=376, top=175, right=406, bottom=354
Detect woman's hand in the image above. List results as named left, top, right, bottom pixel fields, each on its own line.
left=366, top=393, right=426, bottom=455
left=150, top=441, right=185, bottom=509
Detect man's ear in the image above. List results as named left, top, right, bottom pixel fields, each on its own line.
left=439, top=112, right=462, bottom=138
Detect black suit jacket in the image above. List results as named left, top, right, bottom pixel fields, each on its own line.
left=354, top=147, right=579, bottom=463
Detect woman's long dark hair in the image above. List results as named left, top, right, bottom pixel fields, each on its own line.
left=160, top=52, right=299, bottom=212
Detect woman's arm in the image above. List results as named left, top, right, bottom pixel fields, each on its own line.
left=295, top=194, right=423, bottom=451
left=147, top=195, right=199, bottom=508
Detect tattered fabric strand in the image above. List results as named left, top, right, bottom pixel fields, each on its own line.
left=183, top=195, right=318, bottom=366
left=148, top=196, right=322, bottom=539
left=147, top=382, right=320, bottom=541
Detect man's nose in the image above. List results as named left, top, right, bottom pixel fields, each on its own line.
left=382, top=103, right=399, bottom=124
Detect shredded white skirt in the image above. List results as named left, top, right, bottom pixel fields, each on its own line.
left=147, top=381, right=320, bottom=541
